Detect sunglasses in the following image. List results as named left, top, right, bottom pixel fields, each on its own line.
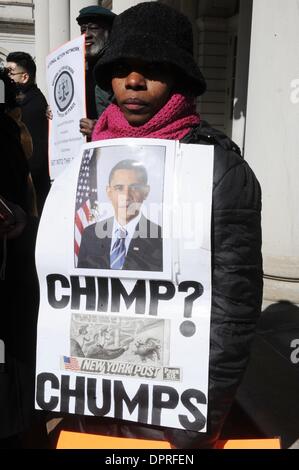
left=6, top=70, right=25, bottom=77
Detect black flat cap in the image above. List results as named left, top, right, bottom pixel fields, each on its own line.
left=76, top=6, right=116, bottom=26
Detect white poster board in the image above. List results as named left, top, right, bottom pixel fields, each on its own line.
left=35, top=138, right=214, bottom=433
left=46, top=35, right=86, bottom=180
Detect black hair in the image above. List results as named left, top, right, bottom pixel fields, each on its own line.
left=0, top=65, right=18, bottom=111
left=6, top=51, right=36, bottom=83
left=109, top=159, right=148, bottom=185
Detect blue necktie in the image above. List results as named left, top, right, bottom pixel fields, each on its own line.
left=110, top=228, right=127, bottom=270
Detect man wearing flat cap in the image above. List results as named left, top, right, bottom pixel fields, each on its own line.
left=76, top=6, right=116, bottom=138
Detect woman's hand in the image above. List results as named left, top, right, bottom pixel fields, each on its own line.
left=0, top=199, right=27, bottom=239
left=79, top=118, right=97, bottom=138
left=46, top=106, right=53, bottom=120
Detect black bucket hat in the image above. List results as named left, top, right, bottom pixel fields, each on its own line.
left=76, top=6, right=116, bottom=27
left=94, top=2, right=206, bottom=96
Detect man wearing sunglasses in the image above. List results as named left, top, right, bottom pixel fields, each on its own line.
left=6, top=52, right=50, bottom=216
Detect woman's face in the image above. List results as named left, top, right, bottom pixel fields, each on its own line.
left=111, top=60, right=174, bottom=126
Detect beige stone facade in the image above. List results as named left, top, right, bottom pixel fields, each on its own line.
left=0, top=0, right=34, bottom=64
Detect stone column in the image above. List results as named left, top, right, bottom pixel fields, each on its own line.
left=34, top=0, right=49, bottom=97
left=49, top=0, right=70, bottom=51
left=231, top=0, right=252, bottom=154
left=245, top=0, right=299, bottom=304
left=70, top=0, right=97, bottom=40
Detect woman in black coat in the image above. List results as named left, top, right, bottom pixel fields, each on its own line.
left=48, top=2, right=263, bottom=448
left=91, top=3, right=262, bottom=448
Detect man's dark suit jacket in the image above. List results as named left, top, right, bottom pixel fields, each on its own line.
left=77, top=215, right=163, bottom=271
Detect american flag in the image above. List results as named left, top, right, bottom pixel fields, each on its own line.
left=74, top=149, right=98, bottom=265
left=63, top=356, right=80, bottom=371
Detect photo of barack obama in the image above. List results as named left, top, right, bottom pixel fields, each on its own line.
left=77, top=158, right=163, bottom=272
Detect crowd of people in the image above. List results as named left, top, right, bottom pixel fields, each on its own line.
left=0, top=4, right=115, bottom=449
left=0, top=2, right=262, bottom=449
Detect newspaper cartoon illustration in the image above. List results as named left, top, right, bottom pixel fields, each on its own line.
left=64, top=314, right=177, bottom=381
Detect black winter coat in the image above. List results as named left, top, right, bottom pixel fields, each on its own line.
left=19, top=85, right=51, bottom=214
left=55, top=122, right=263, bottom=448
left=0, top=113, right=39, bottom=439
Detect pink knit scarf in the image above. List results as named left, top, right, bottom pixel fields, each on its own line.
left=92, top=93, right=200, bottom=141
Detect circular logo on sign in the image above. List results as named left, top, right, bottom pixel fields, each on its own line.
left=54, top=71, right=74, bottom=112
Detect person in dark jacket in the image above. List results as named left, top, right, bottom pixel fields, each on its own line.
left=0, top=68, right=46, bottom=447
left=6, top=52, right=51, bottom=216
left=76, top=5, right=116, bottom=138
left=51, top=2, right=263, bottom=448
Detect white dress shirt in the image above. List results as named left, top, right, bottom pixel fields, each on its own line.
left=110, top=211, right=142, bottom=255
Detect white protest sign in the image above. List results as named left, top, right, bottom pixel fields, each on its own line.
left=35, top=138, right=214, bottom=433
left=47, top=35, right=86, bottom=180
